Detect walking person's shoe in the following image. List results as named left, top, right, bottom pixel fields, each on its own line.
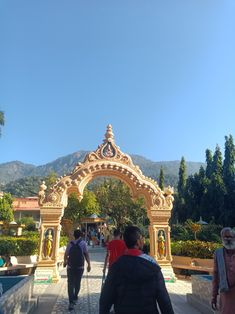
left=68, top=302, right=74, bottom=311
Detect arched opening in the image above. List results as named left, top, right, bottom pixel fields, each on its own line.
left=37, top=125, right=175, bottom=282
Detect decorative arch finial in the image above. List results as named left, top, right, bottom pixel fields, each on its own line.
left=104, top=124, right=114, bottom=143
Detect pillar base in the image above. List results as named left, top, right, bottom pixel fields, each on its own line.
left=160, top=265, right=176, bottom=283
left=34, top=262, right=61, bottom=283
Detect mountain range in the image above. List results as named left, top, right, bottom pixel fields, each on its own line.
left=0, top=150, right=205, bottom=188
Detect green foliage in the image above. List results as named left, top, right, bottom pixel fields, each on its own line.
left=159, top=167, right=164, bottom=190
left=0, top=193, right=14, bottom=222
left=64, top=189, right=100, bottom=222
left=171, top=221, right=222, bottom=243
left=93, top=179, right=147, bottom=231
left=44, top=172, right=57, bottom=190
left=171, top=240, right=221, bottom=259
left=174, top=135, right=235, bottom=226
left=0, top=232, right=68, bottom=256
left=17, top=217, right=36, bottom=231
left=0, top=236, right=38, bottom=255
left=60, top=235, right=69, bottom=247
left=171, top=224, right=192, bottom=241
left=2, top=176, right=42, bottom=197
left=178, top=157, right=187, bottom=196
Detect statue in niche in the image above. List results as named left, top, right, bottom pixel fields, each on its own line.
left=44, top=228, right=54, bottom=259
left=157, top=230, right=165, bottom=259
left=103, top=143, right=115, bottom=157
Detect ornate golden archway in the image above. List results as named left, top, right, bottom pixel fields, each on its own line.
left=37, top=125, right=175, bottom=282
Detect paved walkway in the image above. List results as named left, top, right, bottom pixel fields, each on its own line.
left=33, top=247, right=201, bottom=314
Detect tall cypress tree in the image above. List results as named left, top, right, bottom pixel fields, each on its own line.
left=178, top=157, right=187, bottom=197
left=205, top=149, right=213, bottom=179
left=174, top=157, right=187, bottom=222
left=223, top=135, right=235, bottom=225
left=208, top=145, right=226, bottom=223
left=159, top=166, right=165, bottom=190
left=223, top=135, right=235, bottom=190
left=212, top=145, right=223, bottom=176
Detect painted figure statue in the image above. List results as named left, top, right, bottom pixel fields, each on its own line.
left=158, top=230, right=165, bottom=259
left=44, top=229, right=53, bottom=258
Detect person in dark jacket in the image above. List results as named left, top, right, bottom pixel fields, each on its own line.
left=99, top=226, right=174, bottom=314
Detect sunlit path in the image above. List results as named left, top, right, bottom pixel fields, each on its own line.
left=33, top=247, right=201, bottom=314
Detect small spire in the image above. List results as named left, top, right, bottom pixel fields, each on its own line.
left=104, top=124, right=114, bottom=143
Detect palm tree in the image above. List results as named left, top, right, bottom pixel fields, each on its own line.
left=0, top=111, right=4, bottom=136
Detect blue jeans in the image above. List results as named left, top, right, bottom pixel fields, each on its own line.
left=67, top=268, right=84, bottom=303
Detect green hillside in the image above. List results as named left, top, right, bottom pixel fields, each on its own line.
left=0, top=151, right=205, bottom=197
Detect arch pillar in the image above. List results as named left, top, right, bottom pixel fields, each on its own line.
left=149, top=207, right=175, bottom=282
left=35, top=206, right=64, bottom=283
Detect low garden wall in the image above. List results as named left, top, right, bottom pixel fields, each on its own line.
left=0, top=275, right=37, bottom=314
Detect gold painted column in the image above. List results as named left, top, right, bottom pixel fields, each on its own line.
left=36, top=206, right=63, bottom=283
left=149, top=209, right=175, bottom=282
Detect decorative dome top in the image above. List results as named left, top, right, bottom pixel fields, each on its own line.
left=104, top=124, right=114, bottom=143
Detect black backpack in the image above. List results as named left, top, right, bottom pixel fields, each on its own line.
left=68, top=240, right=85, bottom=269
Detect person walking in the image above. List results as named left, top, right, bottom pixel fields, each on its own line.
left=211, top=227, right=235, bottom=314
left=103, top=229, right=127, bottom=274
left=64, top=229, right=91, bottom=311
left=99, top=226, right=174, bottom=314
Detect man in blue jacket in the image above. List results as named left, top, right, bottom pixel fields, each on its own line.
left=99, top=226, right=174, bottom=314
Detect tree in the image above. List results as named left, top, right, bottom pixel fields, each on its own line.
left=174, top=157, right=187, bottom=222
left=178, top=157, right=187, bottom=197
left=222, top=135, right=235, bottom=225
left=212, top=145, right=223, bottom=176
left=223, top=135, right=235, bottom=190
left=44, top=172, right=58, bottom=190
left=184, top=167, right=208, bottom=222
left=0, top=193, right=14, bottom=222
left=205, top=149, right=213, bottom=179
left=0, top=111, right=4, bottom=137
left=159, top=167, right=165, bottom=190
left=2, top=176, right=42, bottom=197
left=64, top=189, right=100, bottom=222
left=94, top=179, right=147, bottom=231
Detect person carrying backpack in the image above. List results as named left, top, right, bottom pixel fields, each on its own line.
left=64, top=229, right=91, bottom=311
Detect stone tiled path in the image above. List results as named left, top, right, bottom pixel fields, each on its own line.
left=33, top=247, right=201, bottom=313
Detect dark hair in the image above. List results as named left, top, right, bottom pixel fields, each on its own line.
left=123, top=226, right=142, bottom=248
left=74, top=229, right=82, bottom=239
left=113, top=229, right=121, bottom=237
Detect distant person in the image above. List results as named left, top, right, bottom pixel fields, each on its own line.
left=99, top=226, right=174, bottom=314
left=0, top=256, right=5, bottom=267
left=211, top=227, right=235, bottom=314
left=103, top=229, right=126, bottom=274
left=64, top=229, right=91, bottom=311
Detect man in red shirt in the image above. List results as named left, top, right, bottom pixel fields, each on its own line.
left=103, top=229, right=126, bottom=273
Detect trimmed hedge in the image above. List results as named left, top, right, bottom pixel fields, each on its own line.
left=171, top=240, right=221, bottom=259
left=0, top=236, right=38, bottom=256
left=0, top=233, right=69, bottom=256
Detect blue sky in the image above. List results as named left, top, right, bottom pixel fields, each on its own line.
left=0, top=1, right=235, bottom=166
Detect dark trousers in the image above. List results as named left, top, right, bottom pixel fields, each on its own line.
left=67, top=268, right=84, bottom=303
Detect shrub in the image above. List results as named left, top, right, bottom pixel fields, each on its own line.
left=0, top=234, right=68, bottom=256
left=17, top=217, right=36, bottom=231
left=171, top=240, right=221, bottom=259
left=60, top=235, right=68, bottom=247
left=0, top=236, right=38, bottom=256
